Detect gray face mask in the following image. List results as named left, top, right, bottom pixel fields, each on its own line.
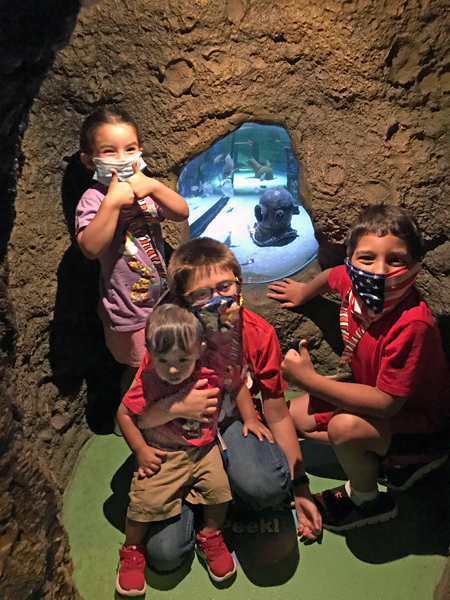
left=92, top=151, right=147, bottom=186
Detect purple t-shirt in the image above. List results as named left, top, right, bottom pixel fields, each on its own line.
left=75, top=184, right=165, bottom=332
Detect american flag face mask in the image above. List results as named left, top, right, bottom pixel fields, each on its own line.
left=337, top=258, right=421, bottom=369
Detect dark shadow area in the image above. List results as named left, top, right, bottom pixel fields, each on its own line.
left=300, top=439, right=347, bottom=481
left=49, top=153, right=124, bottom=433
left=103, top=452, right=135, bottom=533
left=225, top=505, right=299, bottom=587
left=142, top=558, right=194, bottom=593
left=344, top=461, right=450, bottom=563
left=288, top=295, right=344, bottom=357
left=308, top=449, right=450, bottom=564
left=436, top=314, right=450, bottom=363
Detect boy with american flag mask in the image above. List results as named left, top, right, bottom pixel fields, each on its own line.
left=268, top=204, right=450, bottom=531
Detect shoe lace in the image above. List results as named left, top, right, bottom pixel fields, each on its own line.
left=199, top=534, right=226, bottom=560
left=120, top=547, right=145, bottom=573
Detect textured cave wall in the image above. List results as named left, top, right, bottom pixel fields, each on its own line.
left=0, top=3, right=83, bottom=599
left=2, top=0, right=450, bottom=599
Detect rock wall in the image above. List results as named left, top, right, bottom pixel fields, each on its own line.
left=0, top=2, right=83, bottom=599
left=1, top=0, right=450, bottom=598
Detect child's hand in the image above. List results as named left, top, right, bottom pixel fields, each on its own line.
left=267, top=279, right=308, bottom=308
left=281, top=340, right=316, bottom=387
left=136, top=445, right=167, bottom=478
left=243, top=417, right=274, bottom=443
left=294, top=486, right=322, bottom=541
left=105, top=170, right=136, bottom=208
left=126, top=161, right=158, bottom=199
left=171, top=379, right=219, bottom=422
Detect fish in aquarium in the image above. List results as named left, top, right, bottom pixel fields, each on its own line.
left=222, top=154, right=234, bottom=179
left=201, top=181, right=213, bottom=197
left=220, top=179, right=234, bottom=198
left=247, top=158, right=274, bottom=180
left=190, top=181, right=214, bottom=197
left=250, top=187, right=299, bottom=247
left=214, top=153, right=224, bottom=164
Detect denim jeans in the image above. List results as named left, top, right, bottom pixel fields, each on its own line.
left=145, top=420, right=291, bottom=571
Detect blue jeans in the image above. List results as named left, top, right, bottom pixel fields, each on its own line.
left=146, top=421, right=291, bottom=571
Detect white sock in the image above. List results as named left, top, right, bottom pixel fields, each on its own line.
left=345, top=480, right=379, bottom=505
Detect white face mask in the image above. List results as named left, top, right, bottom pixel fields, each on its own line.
left=92, top=151, right=147, bottom=186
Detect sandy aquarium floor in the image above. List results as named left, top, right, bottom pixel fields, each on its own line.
left=187, top=170, right=318, bottom=284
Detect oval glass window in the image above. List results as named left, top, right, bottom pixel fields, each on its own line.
left=178, top=123, right=318, bottom=284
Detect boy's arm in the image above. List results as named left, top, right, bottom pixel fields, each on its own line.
left=78, top=172, right=135, bottom=259
left=117, top=402, right=167, bottom=477
left=126, top=163, right=189, bottom=222
left=282, top=340, right=407, bottom=418
left=263, top=394, right=322, bottom=539
left=235, top=385, right=274, bottom=442
left=138, top=379, right=219, bottom=429
left=267, top=268, right=332, bottom=308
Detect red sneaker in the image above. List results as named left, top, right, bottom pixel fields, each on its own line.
left=116, top=544, right=146, bottom=596
left=196, top=530, right=236, bottom=582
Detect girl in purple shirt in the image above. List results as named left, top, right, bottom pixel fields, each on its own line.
left=75, top=107, right=188, bottom=395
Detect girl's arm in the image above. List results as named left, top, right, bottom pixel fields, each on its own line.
left=126, top=163, right=189, bottom=222
left=282, top=340, right=407, bottom=418
left=267, top=268, right=332, bottom=308
left=117, top=402, right=167, bottom=477
left=77, top=171, right=135, bottom=259
left=235, top=385, right=273, bottom=442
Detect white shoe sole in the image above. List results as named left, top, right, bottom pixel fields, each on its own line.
left=196, top=548, right=237, bottom=582
left=322, top=504, right=398, bottom=532
left=116, top=573, right=146, bottom=596
left=382, top=455, right=448, bottom=492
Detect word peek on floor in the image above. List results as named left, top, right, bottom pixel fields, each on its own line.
left=223, top=518, right=281, bottom=534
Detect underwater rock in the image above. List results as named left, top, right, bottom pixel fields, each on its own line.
left=250, top=187, right=299, bottom=247
left=247, top=157, right=274, bottom=180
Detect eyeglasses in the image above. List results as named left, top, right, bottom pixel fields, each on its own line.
left=184, top=280, right=241, bottom=305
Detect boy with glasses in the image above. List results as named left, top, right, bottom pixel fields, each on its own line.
left=127, top=237, right=321, bottom=574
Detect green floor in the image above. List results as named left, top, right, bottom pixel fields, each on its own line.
left=64, top=434, right=450, bottom=600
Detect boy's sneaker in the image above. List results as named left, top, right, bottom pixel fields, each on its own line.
left=314, top=484, right=398, bottom=532
left=378, top=455, right=448, bottom=491
left=196, top=530, right=237, bottom=582
left=116, top=544, right=146, bottom=596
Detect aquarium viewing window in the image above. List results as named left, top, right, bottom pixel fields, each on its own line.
left=178, top=123, right=318, bottom=284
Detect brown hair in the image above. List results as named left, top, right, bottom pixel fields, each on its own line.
left=145, top=304, right=203, bottom=355
left=79, top=106, right=141, bottom=155
left=346, top=204, right=423, bottom=261
left=168, top=237, right=241, bottom=299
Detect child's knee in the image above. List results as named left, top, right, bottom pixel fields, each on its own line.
left=289, top=393, right=317, bottom=434
left=327, top=412, right=363, bottom=446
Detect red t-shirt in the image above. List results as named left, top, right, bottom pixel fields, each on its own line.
left=329, top=265, right=450, bottom=431
left=123, top=360, right=222, bottom=448
left=241, top=307, right=288, bottom=401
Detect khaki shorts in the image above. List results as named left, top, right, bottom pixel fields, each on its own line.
left=127, top=444, right=232, bottom=523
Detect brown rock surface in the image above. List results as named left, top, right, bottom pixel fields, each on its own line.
left=1, top=0, right=450, bottom=598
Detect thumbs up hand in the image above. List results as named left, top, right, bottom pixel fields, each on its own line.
left=126, top=161, right=158, bottom=200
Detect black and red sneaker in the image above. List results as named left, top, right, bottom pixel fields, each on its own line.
left=196, top=530, right=237, bottom=582
left=314, top=484, right=397, bottom=532
left=116, top=544, right=146, bottom=597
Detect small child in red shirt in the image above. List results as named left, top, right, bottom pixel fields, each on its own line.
left=268, top=204, right=450, bottom=531
left=116, top=304, right=236, bottom=596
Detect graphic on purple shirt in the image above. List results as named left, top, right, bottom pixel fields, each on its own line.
left=75, top=184, right=165, bottom=331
